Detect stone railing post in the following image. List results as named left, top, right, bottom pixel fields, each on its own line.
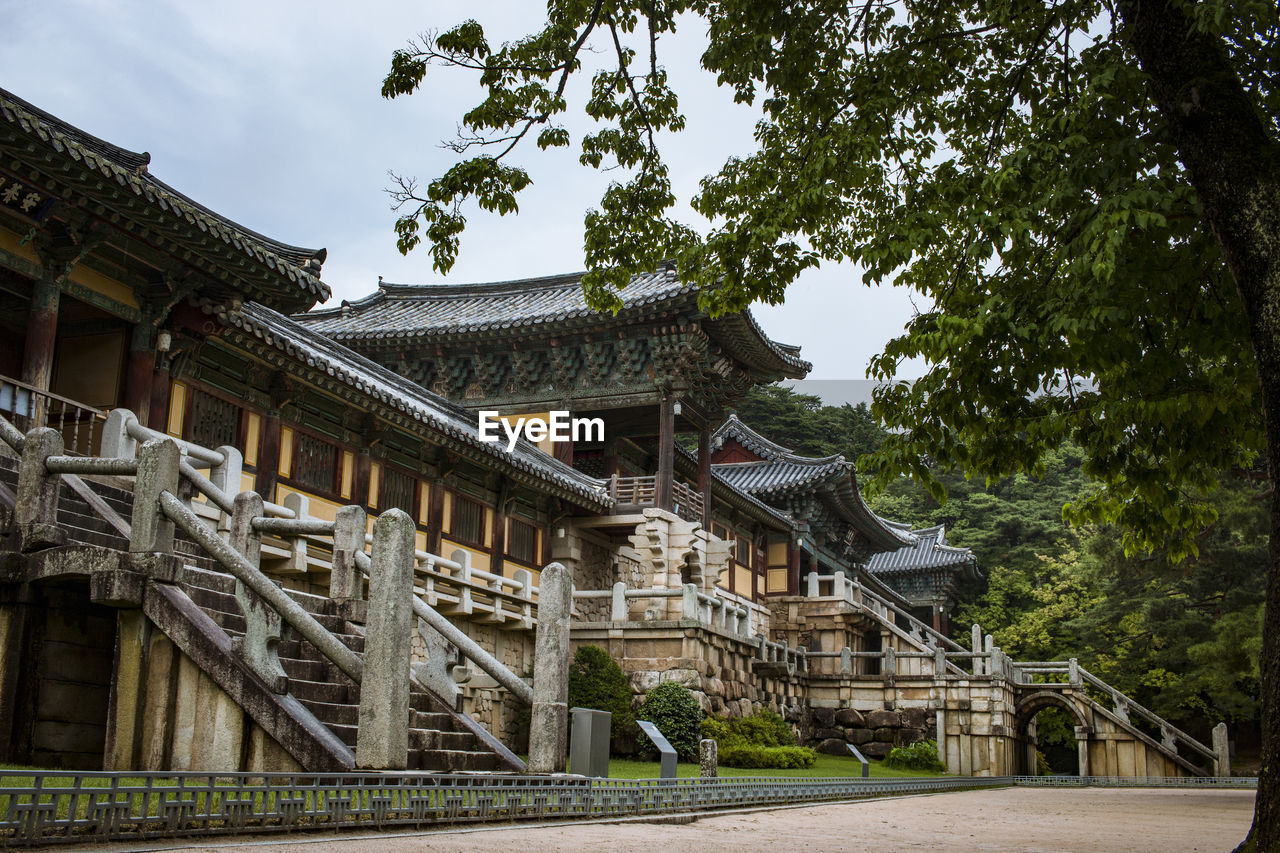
left=210, top=445, right=242, bottom=535
left=681, top=583, right=699, bottom=621
left=884, top=646, right=897, bottom=683
left=984, top=634, right=995, bottom=676
left=14, top=427, right=65, bottom=551
left=611, top=581, right=628, bottom=622
left=229, top=491, right=287, bottom=694
left=841, top=647, right=853, bottom=676
left=281, top=492, right=311, bottom=573
left=331, top=505, right=368, bottom=605
left=513, top=568, right=535, bottom=628
left=451, top=548, right=474, bottom=614
left=1212, top=722, right=1230, bottom=777
left=528, top=561, right=572, bottom=774
left=131, top=438, right=179, bottom=555
left=934, top=646, right=946, bottom=677
left=806, top=571, right=819, bottom=597
left=834, top=571, right=847, bottom=601
left=356, top=509, right=415, bottom=770
left=100, top=408, right=138, bottom=460
left=1068, top=657, right=1081, bottom=687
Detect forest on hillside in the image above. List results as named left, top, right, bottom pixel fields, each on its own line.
left=734, top=386, right=1267, bottom=769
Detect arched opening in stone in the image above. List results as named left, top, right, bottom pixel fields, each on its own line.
left=1015, top=691, right=1089, bottom=776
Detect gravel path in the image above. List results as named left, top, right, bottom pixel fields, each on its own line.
left=141, top=786, right=1256, bottom=853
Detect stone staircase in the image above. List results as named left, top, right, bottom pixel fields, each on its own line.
left=0, top=453, right=517, bottom=773
left=177, top=565, right=506, bottom=771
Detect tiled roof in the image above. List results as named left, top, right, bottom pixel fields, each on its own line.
left=866, top=525, right=978, bottom=576
left=297, top=271, right=811, bottom=378
left=0, top=87, right=329, bottom=310
left=212, top=301, right=612, bottom=511
left=673, top=444, right=796, bottom=531
left=710, top=415, right=914, bottom=551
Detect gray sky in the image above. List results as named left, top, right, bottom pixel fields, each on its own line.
left=2, top=0, right=925, bottom=383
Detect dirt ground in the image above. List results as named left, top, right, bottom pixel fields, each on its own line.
left=124, top=786, right=1255, bottom=853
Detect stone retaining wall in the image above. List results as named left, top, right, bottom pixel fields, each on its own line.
left=806, top=706, right=935, bottom=758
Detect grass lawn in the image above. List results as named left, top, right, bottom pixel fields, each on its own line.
left=598, top=753, right=947, bottom=780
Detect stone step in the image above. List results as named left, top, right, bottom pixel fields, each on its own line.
left=413, top=748, right=499, bottom=773
left=278, top=656, right=328, bottom=682
left=411, top=728, right=476, bottom=752
left=414, top=710, right=455, bottom=731
left=299, top=699, right=359, bottom=727
left=181, top=565, right=239, bottom=596
left=291, top=679, right=352, bottom=705
left=184, top=584, right=240, bottom=615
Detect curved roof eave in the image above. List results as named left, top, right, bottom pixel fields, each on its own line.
left=0, top=87, right=329, bottom=310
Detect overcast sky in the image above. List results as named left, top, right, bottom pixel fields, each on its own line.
left=2, top=0, right=925, bottom=385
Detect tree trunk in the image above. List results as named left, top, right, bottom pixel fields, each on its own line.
left=1119, top=2, right=1280, bottom=849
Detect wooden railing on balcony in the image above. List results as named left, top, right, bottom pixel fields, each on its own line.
left=608, top=474, right=704, bottom=524
left=0, top=374, right=106, bottom=456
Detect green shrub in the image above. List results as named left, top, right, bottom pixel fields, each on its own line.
left=719, top=744, right=816, bottom=769
left=701, top=709, right=796, bottom=750
left=637, top=682, right=702, bottom=761
left=567, top=645, right=634, bottom=743
left=883, top=739, right=947, bottom=772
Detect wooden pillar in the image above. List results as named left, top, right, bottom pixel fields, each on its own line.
left=256, top=413, right=281, bottom=503
left=491, top=481, right=508, bottom=573
left=122, top=324, right=155, bottom=424
left=425, top=481, right=445, bottom=555
left=789, top=541, right=802, bottom=594
left=656, top=394, right=675, bottom=512
left=932, top=603, right=943, bottom=633
left=353, top=450, right=372, bottom=510
left=147, top=364, right=171, bottom=432
left=20, top=277, right=60, bottom=424
left=697, top=424, right=712, bottom=529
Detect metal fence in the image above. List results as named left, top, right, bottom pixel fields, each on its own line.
left=0, top=770, right=1255, bottom=847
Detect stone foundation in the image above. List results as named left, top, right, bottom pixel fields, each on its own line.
left=807, top=705, right=934, bottom=758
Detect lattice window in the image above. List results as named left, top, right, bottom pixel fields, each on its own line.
left=381, top=467, right=416, bottom=516
left=293, top=433, right=338, bottom=493
left=508, top=518, right=537, bottom=564
left=450, top=493, right=485, bottom=545
left=187, top=389, right=239, bottom=452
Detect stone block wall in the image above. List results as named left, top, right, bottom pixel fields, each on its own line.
left=571, top=623, right=809, bottom=742
left=807, top=705, right=934, bottom=758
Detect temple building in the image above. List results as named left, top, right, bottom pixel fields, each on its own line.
left=0, top=87, right=999, bottom=774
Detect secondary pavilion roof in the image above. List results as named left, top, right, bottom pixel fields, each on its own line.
left=297, top=268, right=811, bottom=381
left=710, top=415, right=914, bottom=555
left=866, top=524, right=978, bottom=578
left=0, top=87, right=329, bottom=313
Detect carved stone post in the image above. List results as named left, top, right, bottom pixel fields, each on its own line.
left=14, top=427, right=65, bottom=551
left=101, top=409, right=139, bottom=461
left=528, top=561, right=572, bottom=774
left=282, top=492, right=310, bottom=573
left=611, top=581, right=628, bottom=623
left=211, top=445, right=243, bottom=534
left=330, top=504, right=368, bottom=604
left=229, top=491, right=286, bottom=694
left=1212, top=722, right=1230, bottom=777
left=681, top=582, right=699, bottom=621
left=971, top=624, right=983, bottom=675
left=356, top=509, right=415, bottom=769
left=131, top=438, right=179, bottom=555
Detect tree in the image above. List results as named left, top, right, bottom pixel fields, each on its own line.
left=732, top=385, right=887, bottom=462
left=382, top=3, right=1279, bottom=847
